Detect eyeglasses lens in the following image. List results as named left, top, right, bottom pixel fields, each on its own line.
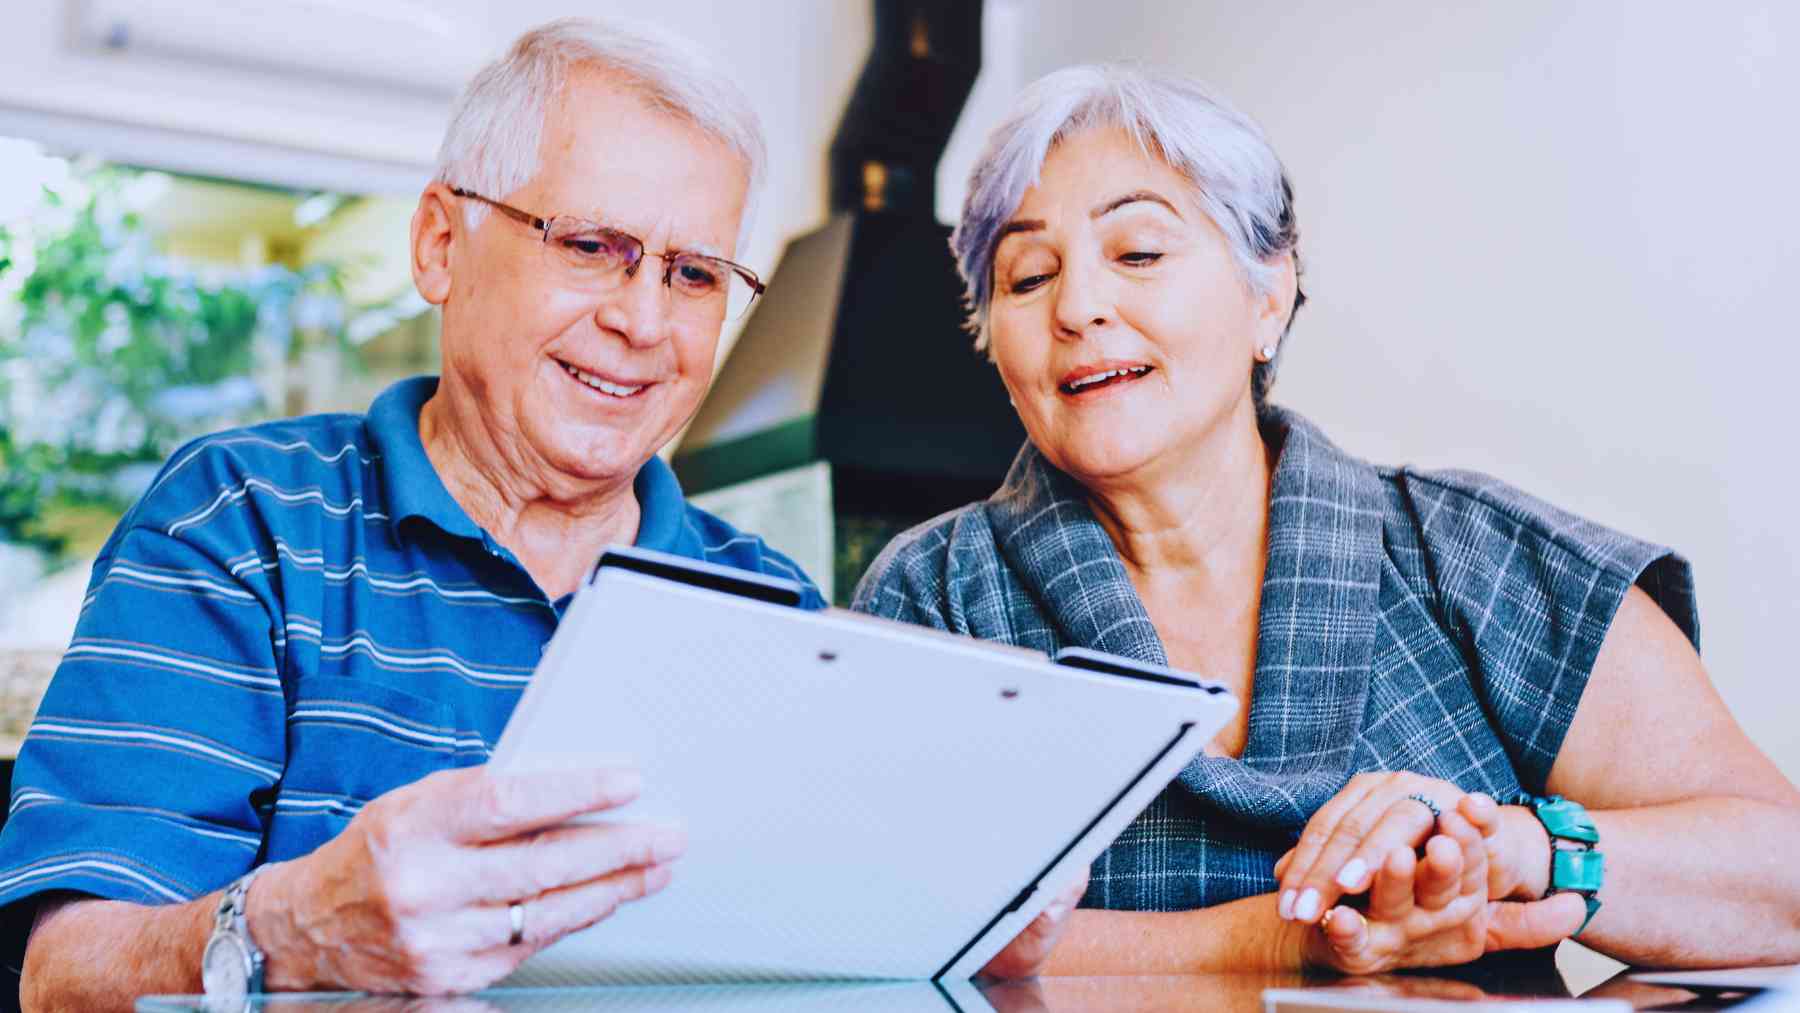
left=543, top=218, right=760, bottom=321
left=546, top=219, right=639, bottom=275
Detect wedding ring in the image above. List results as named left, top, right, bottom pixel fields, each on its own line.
left=1403, top=792, right=1443, bottom=824
left=508, top=901, right=526, bottom=947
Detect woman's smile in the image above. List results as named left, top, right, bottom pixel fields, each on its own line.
left=1058, top=361, right=1156, bottom=398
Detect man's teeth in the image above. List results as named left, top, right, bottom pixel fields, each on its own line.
left=1067, top=366, right=1151, bottom=391
left=562, top=361, right=643, bottom=397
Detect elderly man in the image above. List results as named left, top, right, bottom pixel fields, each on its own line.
left=0, top=17, right=1073, bottom=1009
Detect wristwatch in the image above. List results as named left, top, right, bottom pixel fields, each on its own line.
left=1507, top=793, right=1604, bottom=934
left=201, top=866, right=267, bottom=999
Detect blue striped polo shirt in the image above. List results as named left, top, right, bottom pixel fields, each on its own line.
left=0, top=376, right=822, bottom=937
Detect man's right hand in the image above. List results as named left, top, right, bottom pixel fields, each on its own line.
left=249, top=764, right=683, bottom=995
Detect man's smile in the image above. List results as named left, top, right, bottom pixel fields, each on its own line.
left=555, top=357, right=654, bottom=399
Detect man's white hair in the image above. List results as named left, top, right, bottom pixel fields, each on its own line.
left=433, top=16, right=767, bottom=254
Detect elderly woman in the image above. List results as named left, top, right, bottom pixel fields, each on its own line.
left=854, top=64, right=1800, bottom=975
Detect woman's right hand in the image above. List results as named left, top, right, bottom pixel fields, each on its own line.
left=248, top=765, right=686, bottom=995
left=1293, top=795, right=1585, bottom=974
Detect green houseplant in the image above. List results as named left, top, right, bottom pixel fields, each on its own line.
left=0, top=168, right=354, bottom=560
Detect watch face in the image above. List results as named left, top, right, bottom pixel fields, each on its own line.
left=201, top=935, right=250, bottom=996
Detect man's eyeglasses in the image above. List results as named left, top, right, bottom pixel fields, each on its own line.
left=449, top=187, right=766, bottom=321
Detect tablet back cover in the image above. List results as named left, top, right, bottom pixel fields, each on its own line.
left=493, top=568, right=1231, bottom=985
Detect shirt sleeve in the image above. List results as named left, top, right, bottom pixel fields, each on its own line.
left=0, top=514, right=286, bottom=950
left=1403, top=468, right=1700, bottom=793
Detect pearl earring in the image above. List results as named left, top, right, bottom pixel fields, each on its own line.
left=1259, top=344, right=1277, bottom=361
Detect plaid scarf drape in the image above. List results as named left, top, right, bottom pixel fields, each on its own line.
left=854, top=407, right=1695, bottom=910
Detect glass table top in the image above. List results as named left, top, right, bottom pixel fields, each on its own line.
left=135, top=962, right=1786, bottom=1012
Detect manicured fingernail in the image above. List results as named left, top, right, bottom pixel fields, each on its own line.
left=1335, top=858, right=1368, bottom=890
left=1278, top=889, right=1297, bottom=920
left=1294, top=888, right=1321, bottom=922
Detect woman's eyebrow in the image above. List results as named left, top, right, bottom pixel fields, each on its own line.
left=1093, top=190, right=1182, bottom=220
left=996, top=189, right=1178, bottom=246
left=997, top=218, right=1046, bottom=242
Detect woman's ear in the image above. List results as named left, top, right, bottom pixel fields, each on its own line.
left=1252, top=251, right=1299, bottom=354
left=411, top=184, right=458, bottom=307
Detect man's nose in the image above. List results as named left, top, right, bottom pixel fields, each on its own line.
left=599, top=259, right=677, bottom=349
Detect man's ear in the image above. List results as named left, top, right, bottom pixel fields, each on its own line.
left=411, top=183, right=459, bottom=306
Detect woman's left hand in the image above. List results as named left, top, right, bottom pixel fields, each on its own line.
left=1299, top=794, right=1587, bottom=974
left=1273, top=772, right=1551, bottom=924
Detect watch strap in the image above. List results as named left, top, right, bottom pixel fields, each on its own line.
left=1552, top=846, right=1605, bottom=893
left=209, top=866, right=267, bottom=994
left=1531, top=795, right=1600, bottom=845
left=1506, top=793, right=1604, bottom=936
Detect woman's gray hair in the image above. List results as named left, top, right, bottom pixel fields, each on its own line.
left=434, top=16, right=767, bottom=254
left=951, top=64, right=1305, bottom=405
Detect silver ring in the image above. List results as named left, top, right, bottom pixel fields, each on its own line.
left=508, top=901, right=526, bottom=947
left=1403, top=792, right=1443, bottom=823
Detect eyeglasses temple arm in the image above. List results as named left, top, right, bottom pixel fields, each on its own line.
left=448, top=187, right=549, bottom=236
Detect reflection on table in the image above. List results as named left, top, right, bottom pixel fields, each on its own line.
left=135, top=953, right=1784, bottom=1013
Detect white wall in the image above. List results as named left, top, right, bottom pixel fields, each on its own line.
left=960, top=1, right=1798, bottom=777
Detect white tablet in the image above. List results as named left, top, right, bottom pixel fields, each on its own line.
left=490, top=545, right=1237, bottom=986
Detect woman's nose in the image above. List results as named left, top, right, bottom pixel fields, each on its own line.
left=1051, top=254, right=1111, bottom=339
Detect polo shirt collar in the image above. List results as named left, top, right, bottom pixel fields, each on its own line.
left=365, top=375, right=695, bottom=553
left=366, top=376, right=483, bottom=541
left=631, top=452, right=694, bottom=556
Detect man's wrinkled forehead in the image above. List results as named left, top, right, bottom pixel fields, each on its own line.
left=533, top=74, right=745, bottom=255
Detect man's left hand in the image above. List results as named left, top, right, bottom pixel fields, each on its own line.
left=978, top=866, right=1090, bottom=979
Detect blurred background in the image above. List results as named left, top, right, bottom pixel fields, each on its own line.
left=0, top=0, right=1793, bottom=806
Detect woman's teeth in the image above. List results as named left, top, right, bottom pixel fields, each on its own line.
left=1062, top=365, right=1152, bottom=394
left=561, top=361, right=644, bottom=398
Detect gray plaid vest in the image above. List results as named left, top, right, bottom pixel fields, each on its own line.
left=852, top=407, right=1697, bottom=911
